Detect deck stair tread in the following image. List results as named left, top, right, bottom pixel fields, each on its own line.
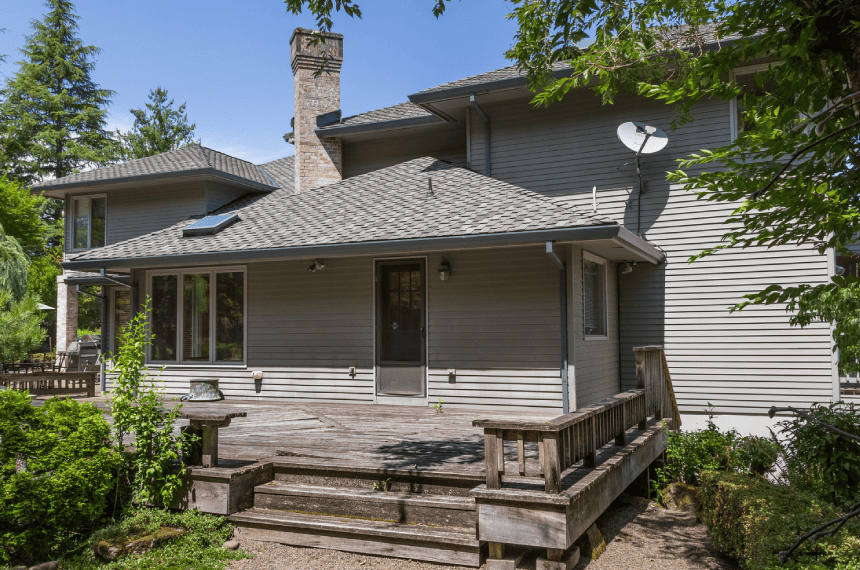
left=255, top=481, right=476, bottom=510
left=270, top=457, right=486, bottom=483
left=229, top=508, right=479, bottom=546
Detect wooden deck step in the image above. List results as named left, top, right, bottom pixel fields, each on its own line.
left=254, top=481, right=477, bottom=527
left=230, top=507, right=482, bottom=567
left=271, top=458, right=484, bottom=496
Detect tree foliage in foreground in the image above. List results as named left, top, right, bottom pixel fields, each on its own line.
left=0, top=0, right=117, bottom=185
left=284, top=0, right=860, bottom=370
left=118, top=87, right=198, bottom=160
left=0, top=289, right=45, bottom=364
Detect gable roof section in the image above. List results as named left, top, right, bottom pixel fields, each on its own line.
left=31, top=145, right=279, bottom=195
left=63, top=157, right=661, bottom=270
left=258, top=155, right=295, bottom=190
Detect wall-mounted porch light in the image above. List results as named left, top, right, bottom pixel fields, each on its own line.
left=620, top=261, right=634, bottom=275
left=308, top=259, right=325, bottom=272
left=438, top=258, right=451, bottom=281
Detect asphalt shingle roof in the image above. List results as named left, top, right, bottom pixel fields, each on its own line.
left=68, top=156, right=615, bottom=264
left=320, top=102, right=436, bottom=130
left=259, top=155, right=295, bottom=190
left=414, top=62, right=571, bottom=95
left=32, top=145, right=278, bottom=190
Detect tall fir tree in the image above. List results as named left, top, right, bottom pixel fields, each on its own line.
left=0, top=0, right=117, bottom=185
left=119, top=87, right=198, bottom=160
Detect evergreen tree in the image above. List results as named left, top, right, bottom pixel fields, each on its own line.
left=0, top=226, right=29, bottom=302
left=0, top=177, right=47, bottom=256
left=119, top=87, right=197, bottom=160
left=0, top=0, right=117, bottom=185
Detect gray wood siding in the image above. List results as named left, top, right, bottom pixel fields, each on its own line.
left=343, top=127, right=467, bottom=178
left=204, top=181, right=248, bottom=213
left=570, top=247, right=620, bottom=408
left=111, top=249, right=567, bottom=411
left=426, top=247, right=563, bottom=412
left=468, top=89, right=834, bottom=415
left=65, top=182, right=205, bottom=251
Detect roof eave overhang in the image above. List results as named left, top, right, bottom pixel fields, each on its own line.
left=62, top=224, right=663, bottom=271
left=407, top=36, right=749, bottom=106
left=32, top=168, right=278, bottom=198
left=316, top=114, right=444, bottom=137
left=407, top=67, right=575, bottom=105
left=62, top=272, right=131, bottom=287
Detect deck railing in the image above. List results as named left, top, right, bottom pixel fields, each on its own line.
left=0, top=372, right=96, bottom=398
left=473, top=346, right=680, bottom=494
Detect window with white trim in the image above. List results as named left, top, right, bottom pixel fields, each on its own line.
left=729, top=64, right=778, bottom=141
left=71, top=195, right=106, bottom=250
left=583, top=253, right=607, bottom=337
left=148, top=268, right=246, bottom=364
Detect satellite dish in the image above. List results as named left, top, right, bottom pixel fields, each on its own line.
left=617, top=122, right=668, bottom=154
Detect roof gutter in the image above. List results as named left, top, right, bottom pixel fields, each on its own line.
left=315, top=114, right=443, bottom=137
left=62, top=223, right=663, bottom=271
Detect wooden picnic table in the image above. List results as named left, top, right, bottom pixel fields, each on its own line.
left=180, top=409, right=247, bottom=468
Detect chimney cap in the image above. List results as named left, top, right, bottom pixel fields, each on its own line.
left=290, top=27, right=344, bottom=45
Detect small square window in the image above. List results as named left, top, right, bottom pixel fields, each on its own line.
left=583, top=256, right=606, bottom=337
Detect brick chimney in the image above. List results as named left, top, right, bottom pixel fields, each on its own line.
left=290, top=28, right=343, bottom=192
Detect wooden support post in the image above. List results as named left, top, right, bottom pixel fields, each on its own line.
left=484, top=429, right=501, bottom=490
left=486, top=542, right=525, bottom=570
left=201, top=426, right=219, bottom=468
left=540, top=433, right=561, bottom=494
left=497, top=429, right=505, bottom=476
left=537, top=546, right=580, bottom=570
left=517, top=430, right=525, bottom=476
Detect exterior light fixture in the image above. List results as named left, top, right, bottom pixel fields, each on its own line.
left=308, top=259, right=325, bottom=272
left=438, top=258, right=451, bottom=281
left=620, top=262, right=634, bottom=275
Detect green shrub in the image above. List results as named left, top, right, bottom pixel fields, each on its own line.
left=699, top=471, right=860, bottom=570
left=109, top=300, right=194, bottom=508
left=0, top=390, right=121, bottom=564
left=776, top=401, right=860, bottom=509
left=653, top=420, right=778, bottom=496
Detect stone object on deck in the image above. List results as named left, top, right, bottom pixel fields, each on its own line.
left=180, top=409, right=247, bottom=468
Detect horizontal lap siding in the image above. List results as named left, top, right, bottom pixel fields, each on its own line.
left=104, top=182, right=204, bottom=246
left=204, top=181, right=248, bottom=213
left=571, top=247, right=620, bottom=407
left=474, top=90, right=834, bottom=415
left=426, top=247, right=562, bottom=412
left=246, top=258, right=375, bottom=401
left=343, top=127, right=466, bottom=178
left=113, top=258, right=377, bottom=402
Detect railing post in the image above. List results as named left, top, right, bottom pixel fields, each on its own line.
left=484, top=428, right=502, bottom=490
left=540, top=432, right=561, bottom=494
left=615, top=403, right=627, bottom=447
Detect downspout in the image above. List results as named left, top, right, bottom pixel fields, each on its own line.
left=546, top=242, right=569, bottom=414
left=469, top=94, right=490, bottom=176
left=465, top=106, right=472, bottom=170
left=616, top=263, right=624, bottom=391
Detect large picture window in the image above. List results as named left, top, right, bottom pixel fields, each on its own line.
left=148, top=268, right=245, bottom=364
left=71, top=195, right=106, bottom=250
left=583, top=254, right=607, bottom=337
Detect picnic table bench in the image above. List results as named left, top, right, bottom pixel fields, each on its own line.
left=180, top=409, right=247, bottom=468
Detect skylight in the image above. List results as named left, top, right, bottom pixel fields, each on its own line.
left=183, top=213, right=239, bottom=237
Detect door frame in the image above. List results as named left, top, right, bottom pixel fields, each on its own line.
left=373, top=256, right=429, bottom=406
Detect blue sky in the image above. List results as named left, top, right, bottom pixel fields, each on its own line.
left=1, top=0, right=520, bottom=164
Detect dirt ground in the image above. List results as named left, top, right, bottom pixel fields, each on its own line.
left=227, top=498, right=738, bottom=570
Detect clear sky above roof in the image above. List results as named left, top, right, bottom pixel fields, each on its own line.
left=0, top=0, right=519, bottom=165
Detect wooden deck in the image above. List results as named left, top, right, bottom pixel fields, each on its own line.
left=93, top=399, right=553, bottom=474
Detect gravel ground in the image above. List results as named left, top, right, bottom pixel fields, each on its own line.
left=226, top=499, right=738, bottom=570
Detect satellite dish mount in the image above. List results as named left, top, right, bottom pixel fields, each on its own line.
left=616, top=122, right=668, bottom=235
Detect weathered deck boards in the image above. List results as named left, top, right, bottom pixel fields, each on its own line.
left=92, top=399, right=552, bottom=475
